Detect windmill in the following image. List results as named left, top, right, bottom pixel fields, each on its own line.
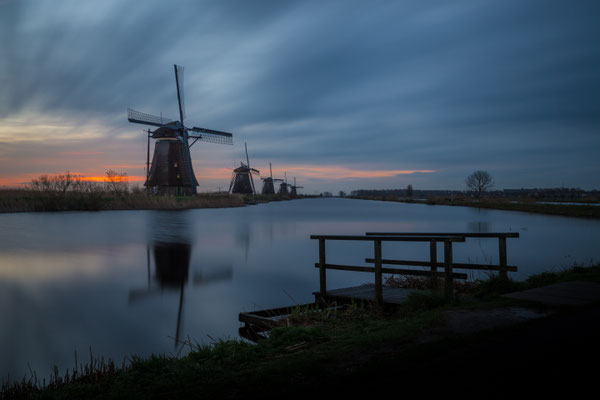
left=278, top=172, right=290, bottom=195
left=229, top=142, right=259, bottom=194
left=128, top=65, right=233, bottom=195
left=261, top=162, right=283, bottom=195
left=289, top=177, right=304, bottom=198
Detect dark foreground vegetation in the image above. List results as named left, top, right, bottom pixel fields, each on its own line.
left=350, top=194, right=600, bottom=218
left=3, top=263, right=599, bottom=399
left=0, top=172, right=312, bottom=213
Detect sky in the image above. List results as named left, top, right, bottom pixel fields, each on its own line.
left=1, top=0, right=599, bottom=194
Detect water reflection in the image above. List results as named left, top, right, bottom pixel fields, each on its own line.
left=129, top=212, right=232, bottom=347
left=236, top=222, right=251, bottom=263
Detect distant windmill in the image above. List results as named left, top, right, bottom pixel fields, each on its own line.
left=127, top=65, right=233, bottom=195
left=278, top=172, right=290, bottom=195
left=289, top=177, right=304, bottom=198
left=261, top=162, right=283, bottom=195
left=229, top=142, right=260, bottom=194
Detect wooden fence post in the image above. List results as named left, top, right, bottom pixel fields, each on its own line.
left=499, top=237, right=507, bottom=280
left=319, top=238, right=327, bottom=296
left=443, top=241, right=453, bottom=300
left=374, top=239, right=383, bottom=304
left=429, top=240, right=438, bottom=289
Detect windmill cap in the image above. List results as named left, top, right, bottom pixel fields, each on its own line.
left=152, top=122, right=179, bottom=138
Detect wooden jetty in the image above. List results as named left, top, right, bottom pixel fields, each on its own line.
left=240, top=231, right=519, bottom=340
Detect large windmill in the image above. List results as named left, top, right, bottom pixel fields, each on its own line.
left=229, top=142, right=259, bottom=194
left=128, top=65, right=233, bottom=195
left=289, top=177, right=304, bottom=198
left=261, top=162, right=283, bottom=195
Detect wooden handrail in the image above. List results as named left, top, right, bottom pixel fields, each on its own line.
left=310, top=235, right=466, bottom=242
left=365, top=232, right=519, bottom=238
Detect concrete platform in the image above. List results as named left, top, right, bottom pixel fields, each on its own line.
left=503, top=281, right=600, bottom=306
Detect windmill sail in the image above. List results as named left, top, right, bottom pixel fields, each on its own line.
left=128, top=109, right=176, bottom=127
left=174, top=65, right=185, bottom=122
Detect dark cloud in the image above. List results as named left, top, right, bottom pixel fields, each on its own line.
left=1, top=0, right=599, bottom=190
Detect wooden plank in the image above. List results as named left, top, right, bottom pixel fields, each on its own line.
left=364, top=258, right=518, bottom=272
left=314, top=263, right=468, bottom=279
left=365, top=232, right=520, bottom=238
left=239, top=312, right=284, bottom=329
left=315, top=263, right=375, bottom=273
left=499, top=236, right=508, bottom=279
left=444, top=241, right=453, bottom=300
left=250, top=302, right=316, bottom=318
left=319, top=238, right=326, bottom=295
left=374, top=239, right=383, bottom=304
left=328, top=285, right=375, bottom=297
left=310, top=235, right=465, bottom=242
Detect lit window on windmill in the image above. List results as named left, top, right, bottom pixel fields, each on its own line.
left=174, top=162, right=178, bottom=168
left=177, top=174, right=180, bottom=179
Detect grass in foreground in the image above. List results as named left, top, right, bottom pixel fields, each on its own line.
left=3, top=263, right=599, bottom=399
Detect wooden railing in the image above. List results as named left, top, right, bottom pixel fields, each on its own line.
left=310, top=232, right=519, bottom=303
left=310, top=235, right=466, bottom=302
left=365, top=232, right=519, bottom=279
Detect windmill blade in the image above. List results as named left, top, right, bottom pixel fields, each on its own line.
left=250, top=172, right=256, bottom=194
left=128, top=108, right=176, bottom=127
left=250, top=168, right=260, bottom=173
left=188, top=127, right=233, bottom=145
left=245, top=142, right=250, bottom=168
left=273, top=179, right=284, bottom=182
left=174, top=64, right=186, bottom=122
left=228, top=171, right=236, bottom=193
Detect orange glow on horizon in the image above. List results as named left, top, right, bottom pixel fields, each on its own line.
left=0, top=164, right=435, bottom=187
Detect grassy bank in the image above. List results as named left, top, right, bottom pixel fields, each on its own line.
left=0, top=189, right=247, bottom=213
left=0, top=189, right=318, bottom=213
left=4, top=263, right=599, bottom=399
left=0, top=171, right=317, bottom=213
left=349, top=195, right=600, bottom=218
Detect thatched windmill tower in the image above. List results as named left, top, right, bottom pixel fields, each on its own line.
left=289, top=177, right=304, bottom=198
left=127, top=65, right=233, bottom=195
left=261, top=163, right=283, bottom=195
left=229, top=143, right=260, bottom=194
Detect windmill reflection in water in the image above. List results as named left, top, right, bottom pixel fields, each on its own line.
left=129, top=212, right=232, bottom=348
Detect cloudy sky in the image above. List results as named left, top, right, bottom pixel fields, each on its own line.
left=1, top=0, right=599, bottom=193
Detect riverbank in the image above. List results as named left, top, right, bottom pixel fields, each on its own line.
left=0, top=189, right=316, bottom=213
left=349, top=195, right=600, bottom=219
left=4, top=263, right=599, bottom=399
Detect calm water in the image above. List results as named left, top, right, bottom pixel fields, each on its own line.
left=1, top=198, right=599, bottom=381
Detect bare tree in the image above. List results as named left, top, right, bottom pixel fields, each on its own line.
left=105, top=169, right=129, bottom=197
left=466, top=170, right=494, bottom=197
left=406, top=184, right=413, bottom=198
